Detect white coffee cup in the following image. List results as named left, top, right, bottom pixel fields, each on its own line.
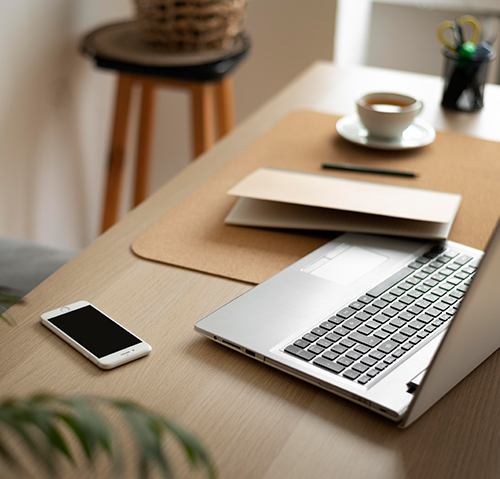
left=356, top=92, right=423, bottom=139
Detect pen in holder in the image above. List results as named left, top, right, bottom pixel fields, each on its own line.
left=441, top=48, right=495, bottom=111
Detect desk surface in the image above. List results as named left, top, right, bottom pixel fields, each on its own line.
left=4, top=62, right=500, bottom=478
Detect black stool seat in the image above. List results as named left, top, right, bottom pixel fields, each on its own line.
left=81, top=21, right=250, bottom=82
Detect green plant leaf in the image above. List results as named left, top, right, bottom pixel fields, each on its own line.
left=0, top=401, right=56, bottom=472
left=0, top=305, right=15, bottom=325
left=0, top=395, right=215, bottom=478
left=115, top=401, right=172, bottom=478
left=162, top=419, right=216, bottom=479
left=20, top=400, right=74, bottom=462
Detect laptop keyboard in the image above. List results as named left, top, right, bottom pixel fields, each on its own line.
left=283, top=244, right=481, bottom=386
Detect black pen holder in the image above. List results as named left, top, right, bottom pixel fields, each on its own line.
left=441, top=49, right=495, bottom=111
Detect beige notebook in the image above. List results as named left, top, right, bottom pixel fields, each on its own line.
left=226, top=168, right=461, bottom=239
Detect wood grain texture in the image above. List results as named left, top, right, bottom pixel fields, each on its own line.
left=3, top=63, right=500, bottom=478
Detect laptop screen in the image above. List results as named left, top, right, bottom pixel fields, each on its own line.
left=403, top=221, right=500, bottom=427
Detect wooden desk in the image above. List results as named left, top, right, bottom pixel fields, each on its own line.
left=4, top=62, right=500, bottom=478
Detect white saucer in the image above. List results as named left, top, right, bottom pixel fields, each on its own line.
left=336, top=114, right=436, bottom=150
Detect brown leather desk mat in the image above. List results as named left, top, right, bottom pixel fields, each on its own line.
left=132, top=110, right=500, bottom=285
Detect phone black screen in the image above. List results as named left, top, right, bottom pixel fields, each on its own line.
left=48, top=305, right=141, bottom=358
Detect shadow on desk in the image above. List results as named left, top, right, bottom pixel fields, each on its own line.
left=188, top=336, right=500, bottom=479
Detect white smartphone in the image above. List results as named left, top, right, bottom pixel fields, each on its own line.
left=40, top=301, right=152, bottom=370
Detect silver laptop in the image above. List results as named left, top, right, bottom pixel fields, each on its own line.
left=195, top=223, right=500, bottom=427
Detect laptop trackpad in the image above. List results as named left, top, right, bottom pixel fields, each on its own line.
left=308, top=245, right=388, bottom=285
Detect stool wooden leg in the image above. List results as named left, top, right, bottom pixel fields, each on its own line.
left=134, top=81, right=157, bottom=207
left=192, top=83, right=215, bottom=158
left=101, top=74, right=133, bottom=233
left=215, top=77, right=236, bottom=139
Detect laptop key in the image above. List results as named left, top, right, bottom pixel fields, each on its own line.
left=349, top=332, right=382, bottom=348
left=392, top=334, right=406, bottom=343
left=307, top=345, right=325, bottom=355
left=317, top=338, right=334, bottom=349
left=408, top=320, right=425, bottom=330
left=327, top=315, right=344, bottom=325
left=366, top=266, right=414, bottom=298
left=400, top=327, right=416, bottom=337
left=391, top=301, right=406, bottom=311
left=424, top=244, right=446, bottom=258
left=408, top=305, right=424, bottom=315
left=390, top=287, right=405, bottom=296
left=342, top=318, right=362, bottom=330
left=337, top=307, right=356, bottom=319
left=364, top=305, right=380, bottom=315
left=381, top=293, right=397, bottom=303
left=434, top=301, right=450, bottom=311
left=361, top=356, right=377, bottom=367
left=369, top=350, right=386, bottom=360
left=415, top=299, right=431, bottom=309
left=364, top=320, right=379, bottom=330
left=416, top=284, right=431, bottom=293
left=285, top=345, right=315, bottom=361
left=311, top=327, right=327, bottom=337
left=382, top=324, right=397, bottom=334
left=343, top=369, right=361, bottom=380
left=357, top=295, right=373, bottom=304
left=319, top=321, right=335, bottom=331
left=373, top=299, right=388, bottom=309
left=346, top=350, right=363, bottom=361
left=294, top=339, right=310, bottom=348
left=354, top=311, right=370, bottom=321
left=378, top=340, right=398, bottom=354
left=399, top=312, right=415, bottom=321
left=415, top=255, right=431, bottom=264
left=302, top=333, right=317, bottom=343
left=349, top=301, right=364, bottom=310
left=322, top=350, right=340, bottom=361
left=373, top=330, right=390, bottom=340
left=357, top=375, right=370, bottom=385
left=333, top=327, right=350, bottom=336
left=381, top=307, right=398, bottom=318
left=313, top=356, right=345, bottom=374
left=340, top=338, right=356, bottom=348
left=373, top=314, right=390, bottom=324
left=354, top=344, right=371, bottom=354
left=352, top=362, right=369, bottom=373
left=357, top=326, right=373, bottom=335
left=389, top=318, right=406, bottom=328
left=331, top=344, right=348, bottom=355
left=454, top=254, right=472, bottom=265
left=392, top=349, right=405, bottom=358
left=424, top=293, right=439, bottom=302
left=325, top=332, right=341, bottom=342
left=442, top=249, right=459, bottom=259
left=338, top=356, right=355, bottom=367
left=417, top=314, right=433, bottom=324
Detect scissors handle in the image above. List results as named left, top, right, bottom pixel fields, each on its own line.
left=437, top=20, right=458, bottom=51
left=457, top=15, right=481, bottom=45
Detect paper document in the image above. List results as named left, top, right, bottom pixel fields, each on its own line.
left=225, top=168, right=461, bottom=240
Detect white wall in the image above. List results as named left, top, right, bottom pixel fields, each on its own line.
left=366, top=2, right=500, bottom=84
left=335, top=0, right=500, bottom=83
left=0, top=0, right=336, bottom=250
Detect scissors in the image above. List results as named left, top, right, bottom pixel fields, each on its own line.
left=437, top=15, right=481, bottom=58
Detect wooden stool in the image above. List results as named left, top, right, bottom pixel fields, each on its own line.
left=81, top=22, right=250, bottom=232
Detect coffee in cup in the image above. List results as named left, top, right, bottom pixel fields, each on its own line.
left=356, top=93, right=423, bottom=139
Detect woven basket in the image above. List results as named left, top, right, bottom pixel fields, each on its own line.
left=134, top=0, right=247, bottom=51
